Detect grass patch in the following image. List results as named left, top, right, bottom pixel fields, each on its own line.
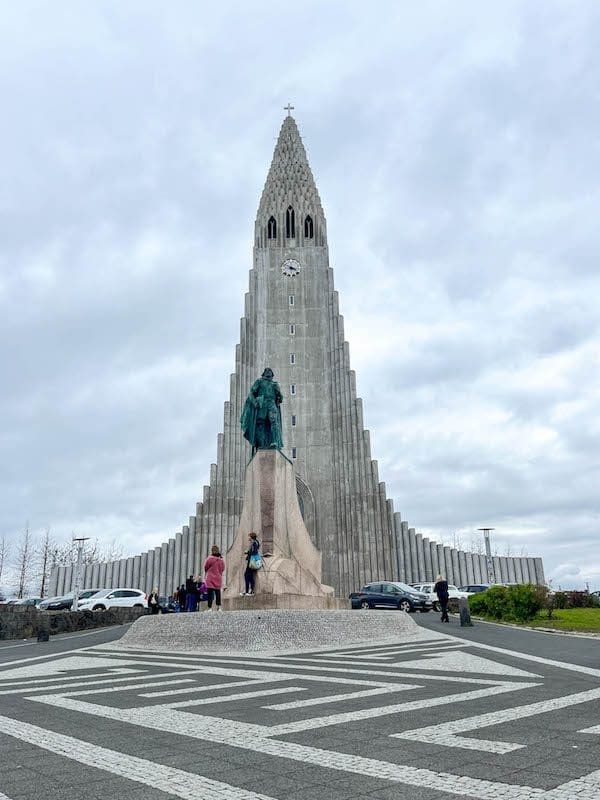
left=528, top=607, right=600, bottom=632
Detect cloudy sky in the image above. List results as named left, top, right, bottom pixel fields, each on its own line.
left=1, top=1, right=599, bottom=592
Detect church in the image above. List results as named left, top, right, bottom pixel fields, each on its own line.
left=49, top=112, right=545, bottom=599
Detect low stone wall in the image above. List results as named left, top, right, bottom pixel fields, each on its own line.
left=0, top=605, right=145, bottom=641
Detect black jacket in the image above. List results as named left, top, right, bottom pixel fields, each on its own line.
left=434, top=580, right=449, bottom=600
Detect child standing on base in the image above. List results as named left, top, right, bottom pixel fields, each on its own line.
left=204, top=545, right=225, bottom=611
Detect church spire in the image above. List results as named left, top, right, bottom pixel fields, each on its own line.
left=255, top=114, right=327, bottom=247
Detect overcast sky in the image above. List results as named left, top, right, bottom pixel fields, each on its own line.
left=1, top=1, right=599, bottom=592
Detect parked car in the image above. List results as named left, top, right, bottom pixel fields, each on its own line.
left=39, top=592, right=74, bottom=611
left=349, top=581, right=432, bottom=612
left=15, top=597, right=43, bottom=607
left=458, top=584, right=491, bottom=595
left=40, top=589, right=104, bottom=611
left=77, top=588, right=147, bottom=611
left=410, top=582, right=469, bottom=611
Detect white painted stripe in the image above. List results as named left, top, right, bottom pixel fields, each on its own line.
left=141, top=679, right=256, bottom=697
left=266, top=681, right=539, bottom=735
left=578, top=723, right=600, bottom=734
left=23, top=701, right=554, bottom=799
left=0, top=668, right=138, bottom=685
left=0, top=793, right=15, bottom=800
left=543, top=769, right=600, bottom=800
left=264, top=686, right=400, bottom=710
left=36, top=678, right=196, bottom=698
left=165, top=686, right=306, bottom=709
left=394, top=686, right=600, bottom=754
left=434, top=632, right=600, bottom=679
left=0, top=715, right=279, bottom=800
left=79, top=651, right=522, bottom=687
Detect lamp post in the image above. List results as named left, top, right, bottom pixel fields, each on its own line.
left=72, top=536, right=90, bottom=612
left=478, top=528, right=496, bottom=584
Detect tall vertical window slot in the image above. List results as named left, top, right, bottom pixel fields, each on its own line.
left=304, top=215, right=314, bottom=238
left=291, top=415, right=297, bottom=427
left=289, top=323, right=295, bottom=335
left=292, top=447, right=297, bottom=459
left=290, top=384, right=296, bottom=396
left=267, top=216, right=277, bottom=239
left=288, top=295, right=295, bottom=307
left=285, top=206, right=295, bottom=238
left=290, top=353, right=295, bottom=365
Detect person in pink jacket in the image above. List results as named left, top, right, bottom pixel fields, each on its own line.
left=203, top=544, right=225, bottom=611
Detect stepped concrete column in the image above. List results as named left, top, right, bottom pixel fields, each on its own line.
left=430, top=541, right=440, bottom=580
left=415, top=533, right=425, bottom=582
left=458, top=551, right=468, bottom=586
left=408, top=528, right=418, bottom=581
left=423, top=538, right=433, bottom=581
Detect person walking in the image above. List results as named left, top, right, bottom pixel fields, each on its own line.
left=204, top=545, right=225, bottom=611
left=185, top=575, right=197, bottom=612
left=434, top=574, right=450, bottom=622
left=148, top=588, right=160, bottom=615
left=241, top=532, right=261, bottom=596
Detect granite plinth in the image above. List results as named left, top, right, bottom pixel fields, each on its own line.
left=222, top=593, right=346, bottom=611
left=224, top=450, right=334, bottom=600
left=116, top=609, right=426, bottom=654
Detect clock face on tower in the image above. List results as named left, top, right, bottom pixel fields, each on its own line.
left=281, top=258, right=301, bottom=277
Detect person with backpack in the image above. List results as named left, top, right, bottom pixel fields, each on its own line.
left=241, top=532, right=261, bottom=596
left=203, top=545, right=225, bottom=611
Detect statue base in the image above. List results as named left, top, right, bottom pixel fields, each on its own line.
left=222, top=593, right=345, bottom=611
left=224, top=449, right=335, bottom=600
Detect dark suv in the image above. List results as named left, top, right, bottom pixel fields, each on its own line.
left=349, top=581, right=432, bottom=612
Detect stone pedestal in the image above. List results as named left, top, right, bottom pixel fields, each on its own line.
left=223, top=450, right=335, bottom=607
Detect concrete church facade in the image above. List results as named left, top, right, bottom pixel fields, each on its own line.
left=50, top=115, right=545, bottom=599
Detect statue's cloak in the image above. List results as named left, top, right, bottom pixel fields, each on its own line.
left=241, top=378, right=283, bottom=449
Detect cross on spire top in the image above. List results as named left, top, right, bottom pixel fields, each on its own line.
left=284, top=103, right=295, bottom=117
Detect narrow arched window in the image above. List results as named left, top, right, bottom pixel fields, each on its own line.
left=304, top=215, right=313, bottom=238
left=286, top=206, right=295, bottom=238
left=267, top=216, right=277, bottom=239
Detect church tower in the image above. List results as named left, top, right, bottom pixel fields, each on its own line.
left=249, top=112, right=397, bottom=593
left=49, top=114, right=545, bottom=599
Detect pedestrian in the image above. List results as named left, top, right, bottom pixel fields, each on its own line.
left=148, top=588, right=160, bottom=615
left=203, top=545, right=225, bottom=611
left=241, top=532, right=261, bottom=596
left=434, top=574, right=450, bottom=623
left=178, top=583, right=187, bottom=612
left=185, top=575, right=197, bottom=612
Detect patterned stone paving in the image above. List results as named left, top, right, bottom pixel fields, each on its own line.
left=1, top=631, right=600, bottom=799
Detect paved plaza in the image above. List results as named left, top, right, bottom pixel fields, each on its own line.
left=1, top=618, right=600, bottom=799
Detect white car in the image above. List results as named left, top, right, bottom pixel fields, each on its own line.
left=78, top=588, right=147, bottom=611
left=410, top=582, right=469, bottom=611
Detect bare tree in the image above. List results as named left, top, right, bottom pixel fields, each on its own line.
left=0, top=536, right=8, bottom=584
left=15, top=524, right=34, bottom=599
left=38, top=528, right=54, bottom=598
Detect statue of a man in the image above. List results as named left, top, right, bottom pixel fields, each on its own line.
left=240, top=367, right=283, bottom=452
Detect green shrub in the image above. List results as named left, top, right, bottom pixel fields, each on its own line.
left=468, top=584, right=547, bottom=623
left=567, top=591, right=595, bottom=608
left=553, top=592, right=568, bottom=609
left=507, top=584, right=546, bottom=622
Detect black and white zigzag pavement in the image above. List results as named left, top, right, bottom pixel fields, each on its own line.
left=1, top=621, right=600, bottom=800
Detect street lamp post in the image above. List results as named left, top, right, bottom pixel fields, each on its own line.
left=72, top=536, right=90, bottom=612
left=478, top=528, right=496, bottom=584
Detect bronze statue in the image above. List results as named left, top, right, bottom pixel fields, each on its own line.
left=241, top=367, right=283, bottom=453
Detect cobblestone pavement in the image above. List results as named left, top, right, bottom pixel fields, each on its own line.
left=1, top=624, right=600, bottom=799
